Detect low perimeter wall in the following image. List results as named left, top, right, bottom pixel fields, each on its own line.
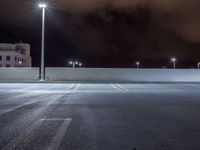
left=46, top=68, right=200, bottom=83
left=0, top=68, right=39, bottom=81
left=0, top=68, right=199, bottom=82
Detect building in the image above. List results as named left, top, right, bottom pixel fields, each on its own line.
left=0, top=42, right=32, bottom=67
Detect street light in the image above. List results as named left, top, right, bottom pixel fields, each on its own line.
left=78, top=63, right=83, bottom=67
left=18, top=61, right=22, bottom=67
left=198, top=62, right=200, bottom=69
left=39, top=2, right=47, bottom=81
left=39, top=3, right=47, bottom=8
left=171, top=57, right=177, bottom=69
left=69, top=60, right=79, bottom=68
left=136, top=61, right=140, bottom=69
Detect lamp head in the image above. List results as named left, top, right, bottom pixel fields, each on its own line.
left=39, top=3, right=47, bottom=8
left=171, top=58, right=176, bottom=62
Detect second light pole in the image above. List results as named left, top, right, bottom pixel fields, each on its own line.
left=136, top=61, right=140, bottom=69
left=69, top=61, right=79, bottom=68
left=39, top=2, right=47, bottom=81
left=171, top=58, right=177, bottom=69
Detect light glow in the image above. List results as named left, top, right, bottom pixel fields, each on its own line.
left=39, top=3, right=47, bottom=8
left=171, top=58, right=176, bottom=62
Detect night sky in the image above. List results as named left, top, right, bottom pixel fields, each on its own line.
left=0, top=0, right=200, bottom=68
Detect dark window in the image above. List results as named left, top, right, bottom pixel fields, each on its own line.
left=6, top=64, right=10, bottom=67
left=0, top=56, right=2, bottom=61
left=6, top=56, right=10, bottom=61
left=15, top=57, right=17, bottom=61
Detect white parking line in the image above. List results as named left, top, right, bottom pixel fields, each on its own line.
left=2, top=120, right=43, bottom=150
left=68, top=83, right=74, bottom=90
left=115, top=84, right=129, bottom=91
left=44, top=118, right=72, bottom=150
left=0, top=84, right=75, bottom=116
left=0, top=109, right=15, bottom=115
left=111, top=84, right=130, bottom=92
left=2, top=118, right=72, bottom=150
left=72, top=84, right=80, bottom=92
left=110, top=84, right=122, bottom=91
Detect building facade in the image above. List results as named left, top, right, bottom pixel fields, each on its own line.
left=0, top=43, right=32, bottom=67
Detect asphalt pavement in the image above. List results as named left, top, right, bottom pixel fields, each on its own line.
left=0, top=83, right=200, bottom=150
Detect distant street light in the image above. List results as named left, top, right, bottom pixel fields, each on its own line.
left=136, top=61, right=140, bottom=69
left=198, top=62, right=200, bottom=69
left=171, top=58, right=177, bottom=69
left=18, top=61, right=22, bottom=67
left=78, top=63, right=83, bottom=67
left=69, top=60, right=79, bottom=68
left=39, top=2, right=47, bottom=81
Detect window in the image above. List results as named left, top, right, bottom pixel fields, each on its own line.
left=15, top=57, right=17, bottom=61
left=21, top=59, right=25, bottom=63
left=0, top=64, right=2, bottom=67
left=6, top=56, right=10, bottom=61
left=6, top=64, right=10, bottom=67
left=0, top=56, right=2, bottom=61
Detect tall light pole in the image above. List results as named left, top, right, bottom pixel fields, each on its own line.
left=39, top=2, right=47, bottom=81
left=171, top=58, right=177, bottom=69
left=136, top=61, right=140, bottom=69
left=198, top=62, right=200, bottom=69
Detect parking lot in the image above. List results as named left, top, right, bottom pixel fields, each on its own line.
left=0, top=83, right=200, bottom=150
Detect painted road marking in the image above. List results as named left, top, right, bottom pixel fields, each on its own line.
left=0, top=108, right=14, bottom=115
left=2, top=119, right=43, bottom=150
left=111, top=84, right=122, bottom=91
left=40, top=118, right=72, bottom=150
left=72, top=84, right=80, bottom=92
left=2, top=118, right=72, bottom=150
left=115, top=84, right=129, bottom=91
left=0, top=84, right=75, bottom=116
left=68, top=83, right=74, bottom=90
left=111, top=84, right=129, bottom=92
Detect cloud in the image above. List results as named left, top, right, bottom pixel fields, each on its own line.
left=0, top=0, right=200, bottom=43
left=55, top=0, right=200, bottom=42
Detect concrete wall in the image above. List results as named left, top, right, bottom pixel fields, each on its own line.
left=0, top=67, right=199, bottom=82
left=46, top=68, right=200, bottom=83
left=0, top=68, right=39, bottom=81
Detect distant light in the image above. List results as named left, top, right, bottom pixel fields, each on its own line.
left=79, top=63, right=82, bottom=66
left=69, top=61, right=73, bottom=65
left=136, top=61, right=140, bottom=65
left=171, top=58, right=176, bottom=62
left=18, top=61, right=22, bottom=64
left=75, top=61, right=79, bottom=65
left=39, top=3, right=47, bottom=8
